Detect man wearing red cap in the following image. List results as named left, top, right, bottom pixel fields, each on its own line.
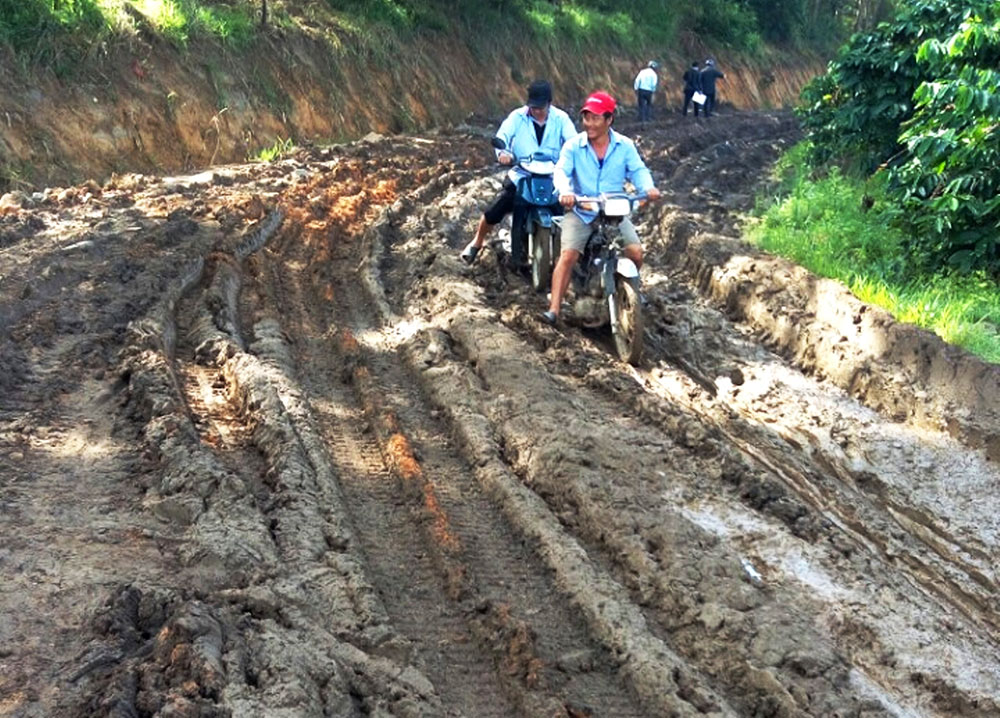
left=542, top=91, right=660, bottom=325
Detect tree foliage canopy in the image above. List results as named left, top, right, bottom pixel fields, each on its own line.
left=799, top=0, right=1000, bottom=274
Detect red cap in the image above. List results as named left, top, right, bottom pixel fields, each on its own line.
left=581, top=91, right=616, bottom=115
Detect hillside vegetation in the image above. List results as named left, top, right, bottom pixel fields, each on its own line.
left=0, top=1, right=841, bottom=189
left=1, top=0, right=879, bottom=70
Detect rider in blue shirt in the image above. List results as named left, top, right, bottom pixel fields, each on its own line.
left=542, top=91, right=660, bottom=325
left=461, top=80, right=577, bottom=270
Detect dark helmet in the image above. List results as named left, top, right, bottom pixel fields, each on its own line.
left=526, top=80, right=552, bottom=108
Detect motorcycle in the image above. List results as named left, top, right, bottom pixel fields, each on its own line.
left=556, top=193, right=645, bottom=365
left=490, top=137, right=561, bottom=292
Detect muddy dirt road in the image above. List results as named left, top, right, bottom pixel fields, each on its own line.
left=2, top=110, right=999, bottom=717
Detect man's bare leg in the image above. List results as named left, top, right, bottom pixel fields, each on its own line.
left=545, top=249, right=580, bottom=320
left=623, top=244, right=643, bottom=270
left=461, top=215, right=494, bottom=263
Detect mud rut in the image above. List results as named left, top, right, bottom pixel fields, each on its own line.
left=2, top=111, right=999, bottom=717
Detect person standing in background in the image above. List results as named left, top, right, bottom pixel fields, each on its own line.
left=633, top=61, right=658, bottom=123
left=681, top=61, right=702, bottom=117
left=699, top=59, right=725, bottom=118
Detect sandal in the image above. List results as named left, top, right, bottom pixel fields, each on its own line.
left=460, top=242, right=480, bottom=265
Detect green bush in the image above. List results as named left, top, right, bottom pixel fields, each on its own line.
left=753, top=149, right=910, bottom=282
left=798, top=0, right=1000, bottom=275
left=797, top=16, right=926, bottom=171
left=325, top=0, right=414, bottom=31
left=0, top=0, right=110, bottom=61
left=194, top=4, right=257, bottom=47
left=692, top=0, right=761, bottom=52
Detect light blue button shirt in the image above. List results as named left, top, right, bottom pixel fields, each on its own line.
left=554, top=129, right=655, bottom=223
left=495, top=105, right=577, bottom=182
left=634, top=67, right=658, bottom=92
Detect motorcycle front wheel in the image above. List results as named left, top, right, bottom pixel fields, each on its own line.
left=612, top=276, right=644, bottom=364
left=530, top=225, right=553, bottom=292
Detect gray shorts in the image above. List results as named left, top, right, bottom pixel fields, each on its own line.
left=558, top=211, right=640, bottom=254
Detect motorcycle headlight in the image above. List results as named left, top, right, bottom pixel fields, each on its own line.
left=603, top=197, right=631, bottom=217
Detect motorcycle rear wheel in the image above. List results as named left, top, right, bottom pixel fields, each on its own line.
left=612, top=276, right=644, bottom=365
left=530, top=225, right=553, bottom=292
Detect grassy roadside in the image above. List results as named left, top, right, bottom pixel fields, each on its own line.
left=747, top=143, right=1000, bottom=364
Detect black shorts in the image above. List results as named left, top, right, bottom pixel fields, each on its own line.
left=483, top=177, right=517, bottom=225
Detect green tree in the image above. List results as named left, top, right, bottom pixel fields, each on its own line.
left=746, top=0, right=807, bottom=44
left=798, top=0, right=1000, bottom=274
left=891, top=6, right=1000, bottom=272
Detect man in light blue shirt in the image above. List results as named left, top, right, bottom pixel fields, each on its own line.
left=633, top=61, right=659, bottom=122
left=460, top=80, right=577, bottom=270
left=542, top=91, right=660, bottom=325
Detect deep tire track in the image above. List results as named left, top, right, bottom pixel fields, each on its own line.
left=262, top=161, right=651, bottom=715
left=260, top=217, right=517, bottom=716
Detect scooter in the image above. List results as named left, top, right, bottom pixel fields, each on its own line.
left=490, top=137, right=561, bottom=292
left=556, top=193, right=645, bottom=364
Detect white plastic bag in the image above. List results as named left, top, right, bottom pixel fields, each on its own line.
left=692, top=91, right=707, bottom=105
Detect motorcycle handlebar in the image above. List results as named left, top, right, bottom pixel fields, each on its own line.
left=491, top=137, right=557, bottom=166
left=498, top=152, right=558, bottom=166
left=573, top=192, right=648, bottom=203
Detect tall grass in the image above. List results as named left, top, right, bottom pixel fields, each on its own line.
left=0, top=0, right=257, bottom=63
left=0, top=0, right=111, bottom=67
left=519, top=0, right=676, bottom=48
left=749, top=142, right=1000, bottom=364
left=250, top=136, right=295, bottom=163
left=130, top=0, right=257, bottom=47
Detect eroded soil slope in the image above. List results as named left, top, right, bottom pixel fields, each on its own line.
left=2, top=110, right=999, bottom=717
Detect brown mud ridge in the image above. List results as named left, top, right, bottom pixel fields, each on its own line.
left=2, top=110, right=999, bottom=717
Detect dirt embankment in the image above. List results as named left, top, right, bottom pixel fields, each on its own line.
left=2, top=106, right=999, bottom=716
left=0, top=26, right=819, bottom=189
